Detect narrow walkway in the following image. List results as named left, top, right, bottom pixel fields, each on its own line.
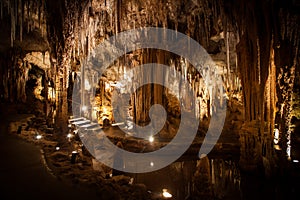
left=0, top=114, right=99, bottom=200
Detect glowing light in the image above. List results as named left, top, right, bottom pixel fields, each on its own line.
left=110, top=82, right=123, bottom=88
left=92, top=107, right=98, bottom=121
left=81, top=106, right=87, bottom=111
left=287, top=129, right=292, bottom=160
left=274, top=128, right=279, bottom=144
left=293, top=160, right=299, bottom=163
left=150, top=162, right=154, bottom=167
left=287, top=145, right=291, bottom=160
left=200, top=154, right=207, bottom=159
left=126, top=121, right=134, bottom=130
left=36, top=135, right=42, bottom=140
left=102, top=107, right=108, bottom=114
left=56, top=147, right=60, bottom=151
left=162, top=189, right=172, bottom=198
left=105, top=82, right=111, bottom=91
left=47, top=88, right=55, bottom=100
left=129, top=178, right=134, bottom=184
left=149, top=136, right=154, bottom=143
left=71, top=151, right=78, bottom=164
left=274, top=144, right=281, bottom=151
left=85, top=80, right=91, bottom=90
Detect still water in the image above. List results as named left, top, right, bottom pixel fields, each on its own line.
left=126, top=156, right=241, bottom=200
left=125, top=154, right=300, bottom=200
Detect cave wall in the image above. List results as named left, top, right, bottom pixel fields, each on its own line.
left=224, top=0, right=300, bottom=172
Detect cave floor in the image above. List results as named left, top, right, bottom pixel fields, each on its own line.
left=0, top=114, right=100, bottom=200
left=2, top=102, right=300, bottom=200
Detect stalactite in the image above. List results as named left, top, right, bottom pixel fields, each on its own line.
left=7, top=0, right=10, bottom=14
left=114, top=0, right=118, bottom=35
left=42, top=0, right=45, bottom=17
left=37, top=0, right=41, bottom=28
left=1, top=0, right=3, bottom=20
left=226, top=30, right=230, bottom=90
left=109, top=9, right=112, bottom=33
left=10, top=3, right=15, bottom=47
left=19, top=0, right=22, bottom=42
left=30, top=0, right=34, bottom=32
left=25, top=0, right=28, bottom=33
left=257, top=38, right=261, bottom=84
left=14, top=0, right=17, bottom=28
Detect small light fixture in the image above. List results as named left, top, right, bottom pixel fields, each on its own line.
left=56, top=147, right=60, bottom=151
left=274, top=144, right=281, bottom=151
left=71, top=151, right=79, bottom=164
left=150, top=162, right=154, bottom=167
left=293, top=160, right=299, bottom=163
left=129, top=178, right=134, bottom=184
left=36, top=135, right=42, bottom=140
left=162, top=189, right=172, bottom=198
left=67, top=133, right=73, bottom=142
left=149, top=136, right=154, bottom=143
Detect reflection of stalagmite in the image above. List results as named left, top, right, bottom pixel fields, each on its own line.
left=193, top=156, right=213, bottom=198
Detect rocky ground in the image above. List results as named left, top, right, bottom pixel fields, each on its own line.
left=2, top=97, right=243, bottom=200
left=3, top=102, right=160, bottom=200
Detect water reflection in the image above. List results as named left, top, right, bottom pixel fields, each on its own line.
left=126, top=156, right=241, bottom=200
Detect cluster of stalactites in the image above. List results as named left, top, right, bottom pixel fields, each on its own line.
left=0, top=0, right=47, bottom=47
left=68, top=0, right=235, bottom=66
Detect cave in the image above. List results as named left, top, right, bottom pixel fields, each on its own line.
left=0, top=0, right=300, bottom=199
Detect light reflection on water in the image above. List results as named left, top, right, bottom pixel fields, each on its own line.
left=126, top=156, right=241, bottom=200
